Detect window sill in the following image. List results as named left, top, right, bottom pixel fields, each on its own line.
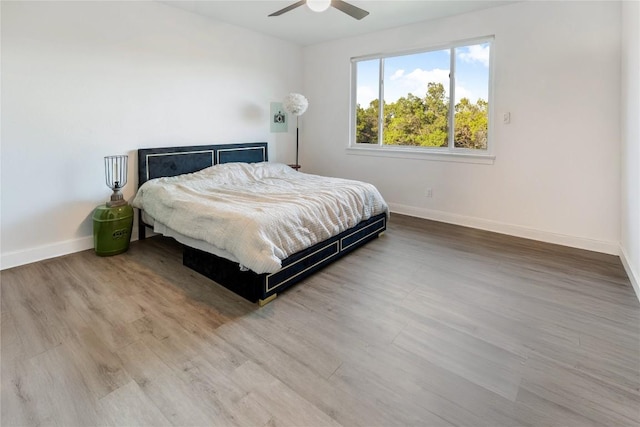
left=346, top=146, right=495, bottom=165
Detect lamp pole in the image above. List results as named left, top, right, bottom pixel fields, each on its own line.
left=296, top=116, right=299, bottom=167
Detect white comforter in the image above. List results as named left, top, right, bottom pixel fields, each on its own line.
left=132, top=162, right=389, bottom=274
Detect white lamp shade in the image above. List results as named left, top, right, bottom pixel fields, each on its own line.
left=307, top=0, right=331, bottom=12
left=283, top=93, right=309, bottom=116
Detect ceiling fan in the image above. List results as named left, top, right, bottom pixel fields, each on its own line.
left=269, top=0, right=369, bottom=20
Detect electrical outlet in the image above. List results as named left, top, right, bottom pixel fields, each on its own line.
left=503, top=112, right=511, bottom=124
left=426, top=188, right=433, bottom=198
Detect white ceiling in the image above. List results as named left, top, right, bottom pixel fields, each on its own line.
left=159, top=1, right=517, bottom=46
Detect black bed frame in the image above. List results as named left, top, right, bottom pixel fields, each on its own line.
left=137, top=142, right=387, bottom=305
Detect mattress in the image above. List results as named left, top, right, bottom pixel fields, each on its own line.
left=132, top=162, right=389, bottom=274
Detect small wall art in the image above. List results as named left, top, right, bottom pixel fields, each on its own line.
left=270, top=102, right=288, bottom=133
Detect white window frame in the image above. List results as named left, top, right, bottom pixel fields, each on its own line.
left=349, top=36, right=496, bottom=164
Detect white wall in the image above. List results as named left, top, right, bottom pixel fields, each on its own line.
left=620, top=0, right=640, bottom=300
left=1, top=1, right=303, bottom=269
left=302, top=1, right=621, bottom=254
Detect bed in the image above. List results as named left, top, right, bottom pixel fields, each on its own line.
left=134, top=142, right=388, bottom=305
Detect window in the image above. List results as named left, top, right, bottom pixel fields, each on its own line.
left=352, top=38, right=492, bottom=154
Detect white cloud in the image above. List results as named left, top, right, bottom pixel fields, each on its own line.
left=390, top=69, right=405, bottom=81
left=357, top=85, right=377, bottom=107
left=358, top=66, right=486, bottom=107
left=385, top=67, right=450, bottom=102
left=458, top=44, right=490, bottom=67
left=454, top=85, right=473, bottom=103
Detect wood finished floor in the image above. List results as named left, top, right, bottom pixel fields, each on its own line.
left=1, top=214, right=639, bottom=427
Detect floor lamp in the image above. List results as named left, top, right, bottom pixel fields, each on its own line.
left=283, top=93, right=308, bottom=169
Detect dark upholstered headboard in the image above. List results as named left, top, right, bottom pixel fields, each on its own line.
left=136, top=142, right=268, bottom=240
left=137, top=142, right=268, bottom=188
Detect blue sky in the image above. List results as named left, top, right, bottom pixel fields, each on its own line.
left=356, top=43, right=490, bottom=107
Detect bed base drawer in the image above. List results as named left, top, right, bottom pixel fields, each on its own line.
left=182, top=213, right=387, bottom=304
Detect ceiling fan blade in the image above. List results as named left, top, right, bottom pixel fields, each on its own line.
left=268, top=0, right=306, bottom=17
left=331, top=0, right=369, bottom=20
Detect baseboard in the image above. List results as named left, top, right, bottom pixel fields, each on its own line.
left=389, top=203, right=620, bottom=256
left=1, top=227, right=139, bottom=270
left=0, top=208, right=624, bottom=275
left=619, top=245, right=640, bottom=303
left=1, top=236, right=95, bottom=270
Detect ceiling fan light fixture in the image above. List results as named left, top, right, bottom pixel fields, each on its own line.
left=268, top=0, right=368, bottom=20
left=307, top=0, right=331, bottom=13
